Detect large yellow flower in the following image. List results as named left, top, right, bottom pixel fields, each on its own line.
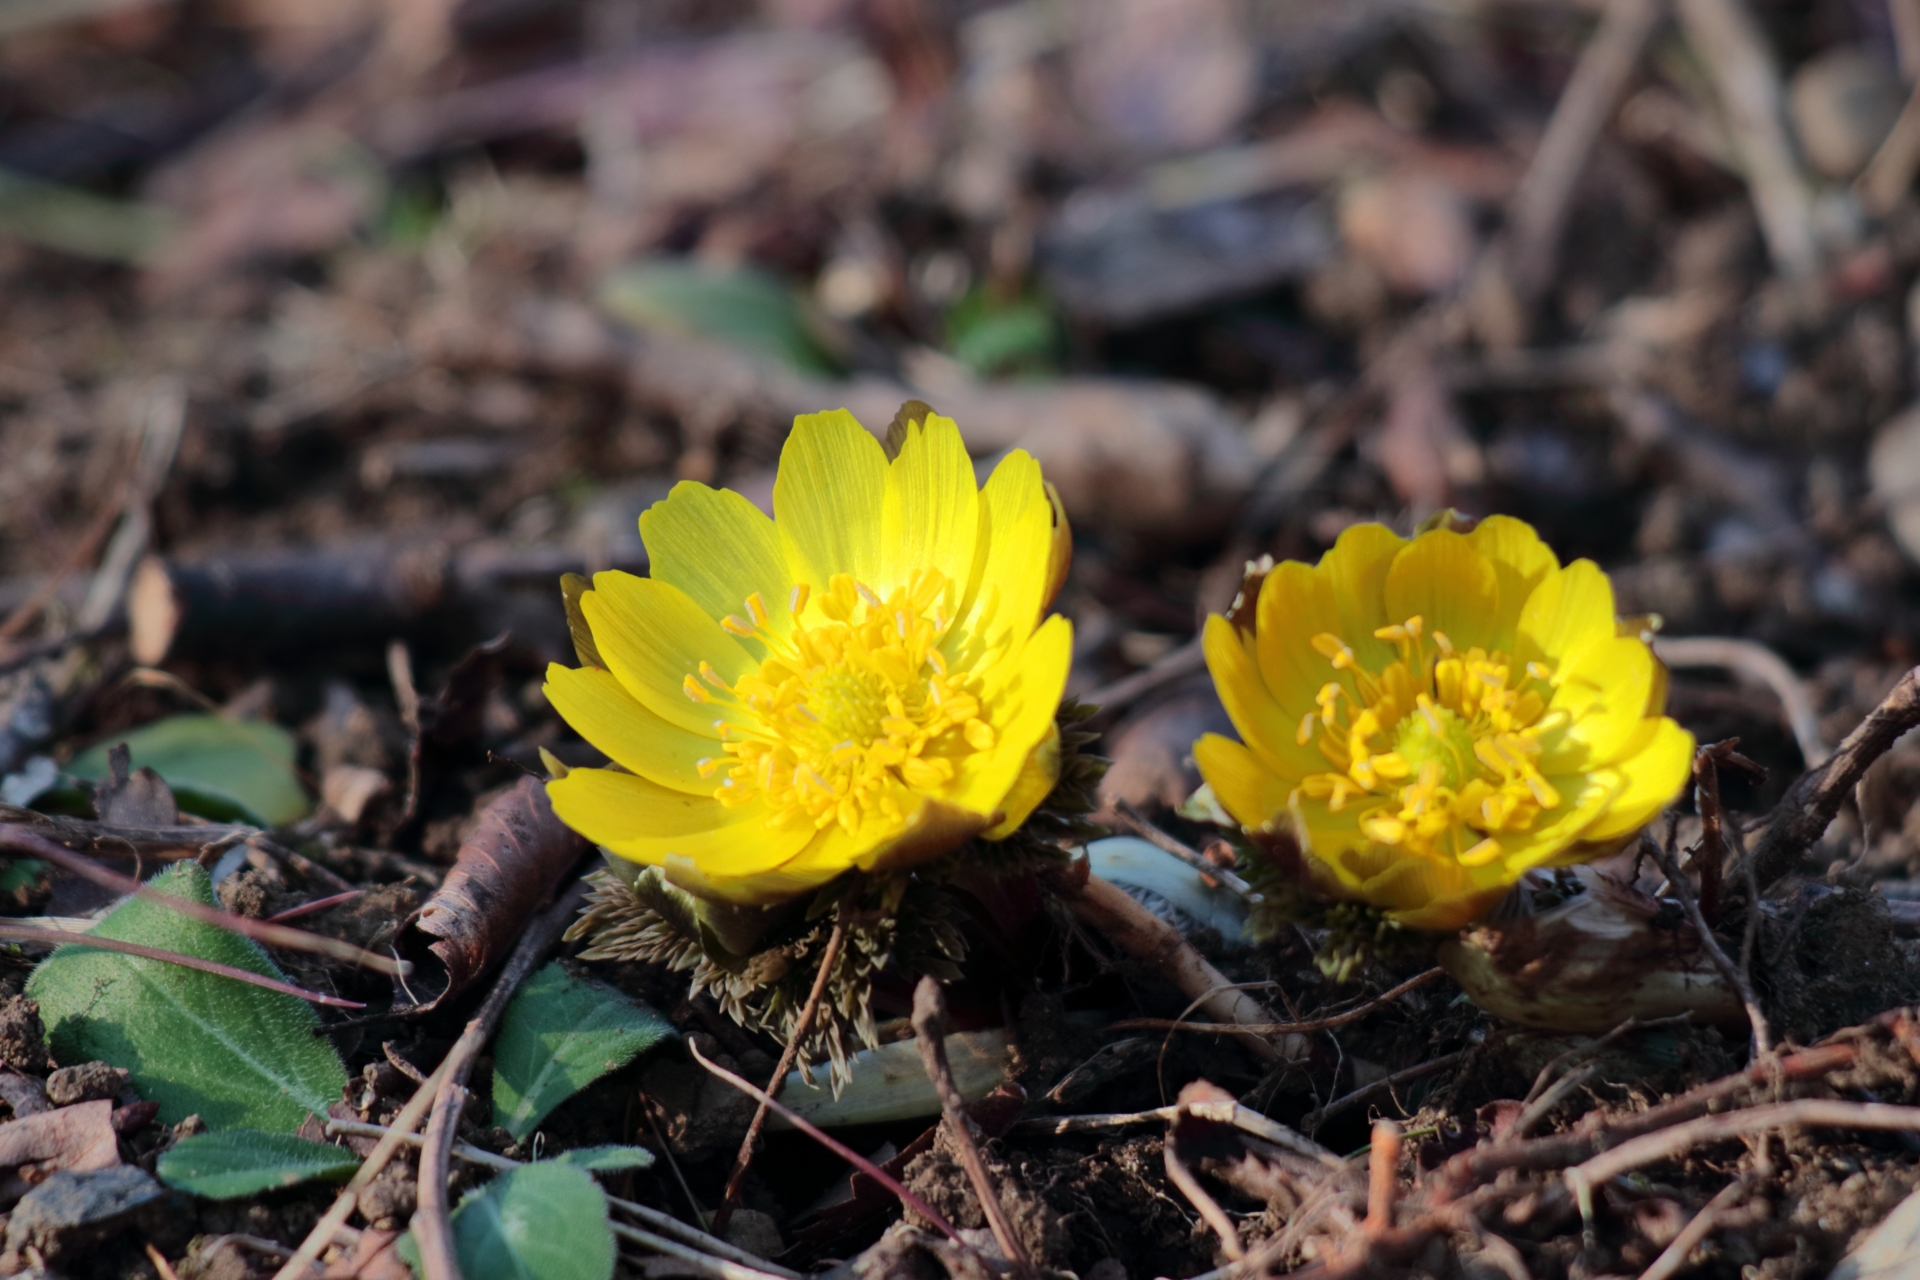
left=1195, top=517, right=1694, bottom=931
left=545, top=409, right=1073, bottom=906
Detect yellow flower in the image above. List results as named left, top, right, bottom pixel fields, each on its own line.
left=1195, top=517, right=1694, bottom=931
left=545, top=409, right=1074, bottom=906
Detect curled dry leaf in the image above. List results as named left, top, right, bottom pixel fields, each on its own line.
left=390, top=776, right=588, bottom=1016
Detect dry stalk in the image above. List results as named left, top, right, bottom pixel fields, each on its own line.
left=1110, top=798, right=1254, bottom=898
left=1164, top=1132, right=1247, bottom=1262
left=1641, top=832, right=1771, bottom=1056
left=1110, top=967, right=1445, bottom=1037
left=0, top=921, right=363, bottom=1008
left=911, top=976, right=1035, bottom=1275
left=712, top=893, right=851, bottom=1235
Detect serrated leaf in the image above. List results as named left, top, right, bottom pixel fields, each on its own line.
left=598, top=259, right=838, bottom=375
left=399, top=1162, right=614, bottom=1280
left=548, top=1145, right=654, bottom=1173
left=157, top=1129, right=360, bottom=1198
left=25, top=863, right=347, bottom=1131
left=491, top=963, right=674, bottom=1141
left=69, top=715, right=309, bottom=826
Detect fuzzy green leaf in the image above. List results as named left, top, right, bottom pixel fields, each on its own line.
left=157, top=1129, right=359, bottom=1199
left=491, top=963, right=674, bottom=1141
left=25, top=863, right=348, bottom=1130
left=69, top=715, right=309, bottom=826
left=549, top=1145, right=655, bottom=1173
left=599, top=259, right=838, bottom=375
left=399, top=1163, right=614, bottom=1280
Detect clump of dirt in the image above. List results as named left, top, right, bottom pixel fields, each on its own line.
left=1025, top=1136, right=1214, bottom=1277
left=901, top=1123, right=1071, bottom=1266
left=0, top=994, right=49, bottom=1073
left=317, top=882, right=422, bottom=953
left=216, top=866, right=301, bottom=920
left=1757, top=886, right=1920, bottom=1044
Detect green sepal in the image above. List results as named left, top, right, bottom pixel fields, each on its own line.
left=560, top=574, right=605, bottom=671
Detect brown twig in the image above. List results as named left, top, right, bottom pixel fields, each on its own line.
left=1013, top=1098, right=1343, bottom=1169
left=414, top=1083, right=471, bottom=1280
left=0, top=922, right=365, bottom=1008
left=1674, top=0, right=1819, bottom=278
left=912, top=976, right=1035, bottom=1275
left=1502, top=0, right=1666, bottom=304
left=1164, top=1129, right=1247, bottom=1262
left=712, top=893, right=851, bottom=1235
left=1565, top=1099, right=1920, bottom=1197
left=274, top=880, right=583, bottom=1280
left=1636, top=1177, right=1752, bottom=1280
left=1364, top=1120, right=1401, bottom=1234
left=1048, top=863, right=1294, bottom=1064
left=1693, top=742, right=1731, bottom=925
left=0, top=825, right=405, bottom=977
left=687, top=1040, right=976, bottom=1252
left=1749, top=665, right=1920, bottom=892
left=266, top=890, right=366, bottom=923
left=1301, top=1051, right=1467, bottom=1132
left=1109, top=798, right=1254, bottom=899
left=1641, top=832, right=1771, bottom=1056
left=1080, top=637, right=1205, bottom=728
left=1523, top=1013, right=1692, bottom=1105
left=410, top=882, right=587, bottom=1280
left=1109, top=967, right=1445, bottom=1037
left=1656, top=636, right=1828, bottom=768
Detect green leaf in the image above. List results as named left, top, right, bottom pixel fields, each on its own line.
left=157, top=1129, right=360, bottom=1199
left=491, top=963, right=674, bottom=1141
left=69, top=715, right=309, bottom=826
left=599, top=259, right=839, bottom=375
left=25, top=863, right=347, bottom=1131
left=945, top=286, right=1058, bottom=377
left=548, top=1145, right=655, bottom=1173
left=399, top=1163, right=614, bottom=1280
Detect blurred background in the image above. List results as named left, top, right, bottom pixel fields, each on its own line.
left=4, top=0, right=1920, bottom=857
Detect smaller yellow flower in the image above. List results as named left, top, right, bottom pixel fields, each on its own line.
left=1195, top=517, right=1694, bottom=930
left=545, top=409, right=1073, bottom=906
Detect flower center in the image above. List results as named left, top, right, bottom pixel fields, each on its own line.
left=683, top=569, right=995, bottom=833
left=1294, top=615, right=1562, bottom=868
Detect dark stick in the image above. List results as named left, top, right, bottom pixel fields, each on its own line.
left=414, top=1084, right=472, bottom=1280
left=0, top=824, right=405, bottom=976
left=712, top=896, right=851, bottom=1235
left=1694, top=744, right=1728, bottom=925
left=1641, top=832, right=1771, bottom=1057
left=1748, top=665, right=1920, bottom=892
left=0, top=922, right=366, bottom=1008
left=912, top=976, right=1036, bottom=1275
left=1110, top=798, right=1253, bottom=898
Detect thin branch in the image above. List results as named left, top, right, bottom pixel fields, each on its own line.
left=1013, top=1100, right=1343, bottom=1170
left=1749, top=665, right=1920, bottom=892
left=1566, top=1100, right=1920, bottom=1195
left=273, top=881, right=583, bottom=1280
left=1641, top=832, right=1771, bottom=1056
left=1524, top=1013, right=1692, bottom=1105
left=712, top=893, right=851, bottom=1235
left=1164, top=1135, right=1246, bottom=1261
left=913, top=977, right=1035, bottom=1275
left=0, top=922, right=364, bottom=1008
left=687, top=1040, right=977, bottom=1253
left=609, top=1219, right=792, bottom=1280
left=0, top=825, right=406, bottom=977
left=1080, top=637, right=1206, bottom=728
left=323, top=1118, right=801, bottom=1280
left=1300, top=1051, right=1468, bottom=1132
left=1656, top=636, right=1827, bottom=768
left=1109, top=967, right=1445, bottom=1037
left=411, top=883, right=588, bottom=1280
left=266, top=890, right=365, bottom=923
left=1636, top=1177, right=1752, bottom=1280
left=1109, top=799, right=1254, bottom=898
left=1364, top=1120, right=1401, bottom=1234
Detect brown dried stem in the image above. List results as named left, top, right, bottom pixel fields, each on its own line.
left=0, top=824, right=405, bottom=977
left=0, top=922, right=365, bottom=1009
left=414, top=1083, right=471, bottom=1280
left=1109, top=798, right=1253, bottom=898
left=1640, top=831, right=1770, bottom=1056
left=1109, top=967, right=1445, bottom=1037
left=1749, top=665, right=1920, bottom=892
left=712, top=893, right=851, bottom=1235
left=1364, top=1120, right=1401, bottom=1234
left=912, top=976, right=1035, bottom=1275
left=1164, top=1133, right=1246, bottom=1262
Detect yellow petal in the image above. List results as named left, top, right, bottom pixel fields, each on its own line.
left=1193, top=733, right=1291, bottom=831
left=543, top=663, right=716, bottom=794
left=1383, top=529, right=1498, bottom=653
left=949, top=614, right=1072, bottom=817
left=1390, top=886, right=1507, bottom=930
left=1043, top=480, right=1072, bottom=613
left=1317, top=522, right=1405, bottom=673
left=583, top=572, right=754, bottom=737
left=773, top=409, right=887, bottom=591
left=1515, top=560, right=1616, bottom=671
left=547, top=767, right=808, bottom=876
left=1488, top=771, right=1621, bottom=875
left=789, top=791, right=997, bottom=885
left=1538, top=636, right=1655, bottom=771
left=947, top=449, right=1051, bottom=670
left=1255, top=560, right=1347, bottom=716
left=1203, top=614, right=1314, bottom=783
left=881, top=412, right=979, bottom=599
left=982, top=721, right=1060, bottom=839
left=1468, top=515, right=1559, bottom=651
left=1580, top=717, right=1695, bottom=842
left=640, top=481, right=795, bottom=654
